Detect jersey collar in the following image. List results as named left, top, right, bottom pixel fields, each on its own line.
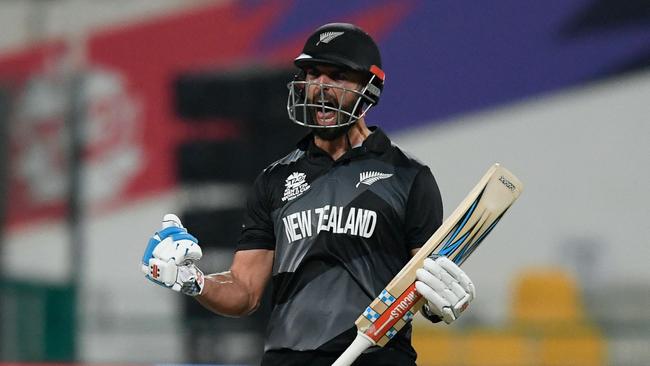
left=297, top=126, right=391, bottom=161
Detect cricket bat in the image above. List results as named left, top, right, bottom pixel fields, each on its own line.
left=332, top=163, right=523, bottom=366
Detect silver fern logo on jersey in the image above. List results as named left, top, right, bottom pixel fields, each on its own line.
left=282, top=172, right=311, bottom=202
left=317, top=31, right=344, bottom=45
left=356, top=171, right=393, bottom=188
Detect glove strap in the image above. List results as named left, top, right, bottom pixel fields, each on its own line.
left=180, top=266, right=205, bottom=297
left=421, top=302, right=443, bottom=323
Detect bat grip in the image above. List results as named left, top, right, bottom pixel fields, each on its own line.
left=331, top=332, right=374, bottom=366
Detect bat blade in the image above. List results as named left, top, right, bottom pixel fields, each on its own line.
left=332, top=163, right=523, bottom=366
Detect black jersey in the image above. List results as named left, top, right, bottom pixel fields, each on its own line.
left=237, top=127, right=443, bottom=359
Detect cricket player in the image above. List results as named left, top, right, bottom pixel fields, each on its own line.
left=142, top=23, right=475, bottom=366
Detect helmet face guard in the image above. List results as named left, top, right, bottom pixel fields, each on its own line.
left=286, top=74, right=381, bottom=129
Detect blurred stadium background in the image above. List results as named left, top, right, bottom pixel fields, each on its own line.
left=0, top=0, right=648, bottom=365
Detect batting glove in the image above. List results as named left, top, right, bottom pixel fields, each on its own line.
left=141, top=214, right=205, bottom=296
left=415, top=255, right=475, bottom=324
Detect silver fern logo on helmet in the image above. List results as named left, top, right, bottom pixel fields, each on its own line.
left=317, top=31, right=344, bottom=45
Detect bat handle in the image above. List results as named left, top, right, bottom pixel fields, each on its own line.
left=331, top=332, right=374, bottom=366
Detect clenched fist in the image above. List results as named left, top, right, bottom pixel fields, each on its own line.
left=141, top=214, right=204, bottom=296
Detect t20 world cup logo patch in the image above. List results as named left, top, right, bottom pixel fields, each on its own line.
left=282, top=172, right=310, bottom=202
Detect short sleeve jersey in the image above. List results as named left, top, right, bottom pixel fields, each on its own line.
left=237, top=127, right=443, bottom=357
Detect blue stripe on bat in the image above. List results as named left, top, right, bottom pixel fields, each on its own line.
left=442, top=196, right=479, bottom=251
left=439, top=231, right=471, bottom=256
left=453, top=216, right=501, bottom=264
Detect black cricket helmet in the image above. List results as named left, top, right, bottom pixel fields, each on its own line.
left=287, top=23, right=385, bottom=130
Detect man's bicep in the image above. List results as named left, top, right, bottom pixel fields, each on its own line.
left=230, top=249, right=274, bottom=298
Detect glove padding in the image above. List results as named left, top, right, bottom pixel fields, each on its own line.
left=141, top=214, right=204, bottom=296
left=415, top=256, right=475, bottom=324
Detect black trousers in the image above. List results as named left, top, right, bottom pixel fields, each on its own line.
left=261, top=347, right=416, bottom=366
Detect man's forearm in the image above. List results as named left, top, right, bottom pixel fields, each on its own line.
left=195, top=271, right=260, bottom=317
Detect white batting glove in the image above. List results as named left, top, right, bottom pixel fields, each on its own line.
left=141, top=214, right=205, bottom=296
left=415, top=256, right=475, bottom=324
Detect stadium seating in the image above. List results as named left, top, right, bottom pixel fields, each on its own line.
left=413, top=268, right=606, bottom=366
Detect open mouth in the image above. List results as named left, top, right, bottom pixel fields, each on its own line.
left=314, top=101, right=337, bottom=126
